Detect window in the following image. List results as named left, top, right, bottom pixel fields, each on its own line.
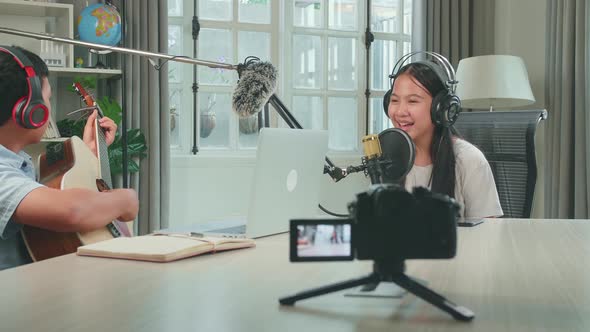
left=167, top=0, right=185, bottom=149
left=369, top=0, right=413, bottom=134
left=286, top=0, right=361, bottom=152
left=168, top=0, right=276, bottom=154
left=168, top=0, right=412, bottom=154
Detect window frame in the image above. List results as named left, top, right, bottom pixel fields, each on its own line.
left=168, top=0, right=412, bottom=156
left=169, top=0, right=279, bottom=156
left=368, top=0, right=413, bottom=134
left=282, top=1, right=365, bottom=155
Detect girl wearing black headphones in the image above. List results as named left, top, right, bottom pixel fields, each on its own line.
left=386, top=58, right=503, bottom=220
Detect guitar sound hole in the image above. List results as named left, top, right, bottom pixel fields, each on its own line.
left=46, top=142, right=65, bottom=166
left=96, top=179, right=111, bottom=192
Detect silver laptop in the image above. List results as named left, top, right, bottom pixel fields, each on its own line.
left=190, top=127, right=329, bottom=238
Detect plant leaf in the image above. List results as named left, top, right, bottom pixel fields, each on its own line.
left=107, top=128, right=149, bottom=176
left=97, top=96, right=123, bottom=126
left=57, top=118, right=85, bottom=137
left=127, top=159, right=140, bottom=173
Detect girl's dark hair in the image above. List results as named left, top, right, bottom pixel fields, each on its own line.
left=397, top=62, right=458, bottom=198
left=0, top=46, right=49, bottom=126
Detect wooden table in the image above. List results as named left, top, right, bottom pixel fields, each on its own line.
left=1, top=219, right=589, bottom=332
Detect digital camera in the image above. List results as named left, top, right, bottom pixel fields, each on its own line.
left=290, top=184, right=460, bottom=262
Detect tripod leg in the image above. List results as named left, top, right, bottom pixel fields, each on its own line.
left=392, top=273, right=475, bottom=322
left=279, top=273, right=378, bottom=305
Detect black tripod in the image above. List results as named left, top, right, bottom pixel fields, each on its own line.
left=279, top=260, right=474, bottom=322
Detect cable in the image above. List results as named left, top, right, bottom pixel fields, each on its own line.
left=318, top=203, right=349, bottom=218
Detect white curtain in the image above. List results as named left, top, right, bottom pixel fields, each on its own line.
left=119, top=0, right=171, bottom=234
left=411, top=0, right=495, bottom=66
left=544, top=0, right=590, bottom=218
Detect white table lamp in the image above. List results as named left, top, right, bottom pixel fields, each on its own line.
left=456, top=55, right=536, bottom=111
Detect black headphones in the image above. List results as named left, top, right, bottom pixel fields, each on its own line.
left=383, top=51, right=461, bottom=128
left=0, top=46, right=49, bottom=129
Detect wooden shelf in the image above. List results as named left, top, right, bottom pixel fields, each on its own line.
left=0, top=0, right=74, bottom=67
left=40, top=137, right=69, bottom=142
left=0, top=0, right=72, bottom=17
left=49, top=67, right=122, bottom=79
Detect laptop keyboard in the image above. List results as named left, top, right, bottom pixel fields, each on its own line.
left=211, top=225, right=247, bottom=234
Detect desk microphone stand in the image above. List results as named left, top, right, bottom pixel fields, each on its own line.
left=279, top=260, right=475, bottom=322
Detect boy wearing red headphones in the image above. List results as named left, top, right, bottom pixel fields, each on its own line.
left=0, top=46, right=139, bottom=270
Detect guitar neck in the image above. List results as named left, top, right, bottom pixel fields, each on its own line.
left=94, top=109, right=113, bottom=189
left=72, top=82, right=114, bottom=189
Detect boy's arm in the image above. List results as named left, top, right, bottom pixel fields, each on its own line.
left=13, top=186, right=138, bottom=233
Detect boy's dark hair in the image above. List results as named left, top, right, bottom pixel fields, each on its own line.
left=0, top=46, right=49, bottom=126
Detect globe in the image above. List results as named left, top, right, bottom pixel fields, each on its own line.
left=77, top=3, right=122, bottom=46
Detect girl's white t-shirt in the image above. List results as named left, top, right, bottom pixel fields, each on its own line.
left=404, top=139, right=503, bottom=219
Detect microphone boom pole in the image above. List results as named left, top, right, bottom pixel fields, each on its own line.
left=0, top=27, right=237, bottom=71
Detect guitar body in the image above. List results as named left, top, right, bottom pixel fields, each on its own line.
left=22, top=136, right=131, bottom=262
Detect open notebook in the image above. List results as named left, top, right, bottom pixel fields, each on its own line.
left=76, top=234, right=255, bottom=263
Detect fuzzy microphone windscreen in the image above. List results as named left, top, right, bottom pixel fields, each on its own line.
left=232, top=61, right=277, bottom=118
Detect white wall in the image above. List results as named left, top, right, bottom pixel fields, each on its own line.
left=494, top=0, right=547, bottom=218
left=495, top=0, right=546, bottom=110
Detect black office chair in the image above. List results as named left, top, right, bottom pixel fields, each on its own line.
left=453, top=110, right=547, bottom=218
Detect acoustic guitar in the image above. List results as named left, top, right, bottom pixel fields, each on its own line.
left=21, top=83, right=131, bottom=262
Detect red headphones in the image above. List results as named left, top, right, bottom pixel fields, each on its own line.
left=0, top=46, right=49, bottom=129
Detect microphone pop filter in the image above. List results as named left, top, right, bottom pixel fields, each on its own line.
left=232, top=60, right=277, bottom=118
left=378, top=128, right=415, bottom=183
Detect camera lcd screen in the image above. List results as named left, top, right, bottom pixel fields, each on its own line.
left=290, top=219, right=354, bottom=262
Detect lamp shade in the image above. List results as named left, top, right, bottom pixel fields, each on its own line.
left=456, top=55, right=535, bottom=109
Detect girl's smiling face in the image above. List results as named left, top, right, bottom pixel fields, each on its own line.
left=387, top=72, right=435, bottom=146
